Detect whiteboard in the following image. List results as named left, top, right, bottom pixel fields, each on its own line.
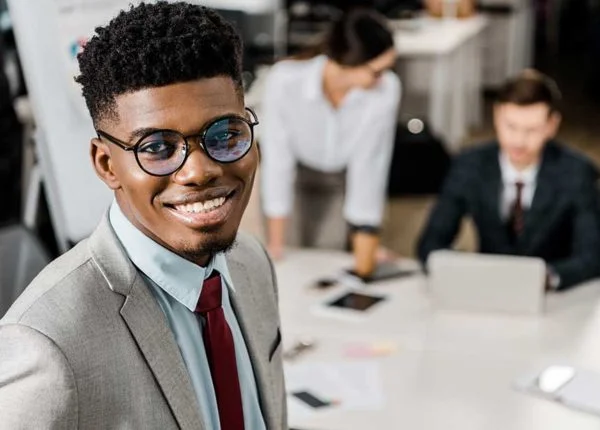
left=7, top=0, right=139, bottom=249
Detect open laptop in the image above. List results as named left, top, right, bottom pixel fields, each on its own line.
left=428, top=250, right=547, bottom=315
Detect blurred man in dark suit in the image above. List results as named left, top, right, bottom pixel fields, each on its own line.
left=417, top=70, right=600, bottom=291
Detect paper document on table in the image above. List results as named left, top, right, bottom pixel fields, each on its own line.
left=285, top=360, right=385, bottom=419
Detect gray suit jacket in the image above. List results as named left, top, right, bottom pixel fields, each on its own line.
left=0, top=215, right=287, bottom=429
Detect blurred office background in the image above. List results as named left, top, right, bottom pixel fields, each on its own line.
left=0, top=0, right=599, bottom=306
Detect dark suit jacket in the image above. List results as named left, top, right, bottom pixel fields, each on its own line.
left=417, top=141, right=600, bottom=290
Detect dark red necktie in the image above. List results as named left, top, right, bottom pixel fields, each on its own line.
left=195, top=271, right=244, bottom=430
left=510, top=181, right=525, bottom=236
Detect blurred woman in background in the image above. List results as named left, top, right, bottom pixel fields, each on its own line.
left=260, top=8, right=401, bottom=278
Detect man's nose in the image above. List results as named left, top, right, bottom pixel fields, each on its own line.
left=172, top=143, right=223, bottom=186
left=511, top=130, right=529, bottom=147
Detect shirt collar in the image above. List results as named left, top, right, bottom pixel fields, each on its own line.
left=108, top=201, right=235, bottom=312
left=303, top=55, right=328, bottom=101
left=499, top=151, right=540, bottom=186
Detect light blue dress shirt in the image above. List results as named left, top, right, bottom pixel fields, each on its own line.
left=109, top=202, right=266, bottom=430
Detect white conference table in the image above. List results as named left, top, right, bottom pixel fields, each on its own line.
left=393, top=15, right=488, bottom=151
left=275, top=249, right=600, bottom=430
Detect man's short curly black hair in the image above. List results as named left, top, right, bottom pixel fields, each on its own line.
left=76, top=1, right=243, bottom=125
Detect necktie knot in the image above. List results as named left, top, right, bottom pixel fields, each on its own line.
left=195, top=271, right=222, bottom=314
left=515, top=181, right=525, bottom=195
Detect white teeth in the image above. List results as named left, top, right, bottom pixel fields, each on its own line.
left=174, top=197, right=226, bottom=214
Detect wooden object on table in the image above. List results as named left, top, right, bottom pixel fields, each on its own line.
left=424, top=0, right=475, bottom=19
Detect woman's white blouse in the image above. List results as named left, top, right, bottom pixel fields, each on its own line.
left=260, top=55, right=401, bottom=226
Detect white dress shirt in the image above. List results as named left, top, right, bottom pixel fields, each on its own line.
left=499, top=152, right=540, bottom=220
left=260, top=55, right=401, bottom=227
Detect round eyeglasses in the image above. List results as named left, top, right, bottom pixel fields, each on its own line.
left=96, top=107, right=259, bottom=177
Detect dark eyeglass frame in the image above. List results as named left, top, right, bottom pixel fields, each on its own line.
left=96, top=107, right=259, bottom=177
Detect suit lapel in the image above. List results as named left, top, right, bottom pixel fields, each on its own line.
left=120, top=277, right=205, bottom=430
left=479, top=146, right=512, bottom=248
left=480, top=153, right=503, bottom=225
left=519, top=147, right=558, bottom=252
left=89, top=215, right=204, bottom=430
left=227, top=258, right=276, bottom=430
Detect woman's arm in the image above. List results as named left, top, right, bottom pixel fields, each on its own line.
left=260, top=67, right=297, bottom=259
left=345, top=74, right=401, bottom=275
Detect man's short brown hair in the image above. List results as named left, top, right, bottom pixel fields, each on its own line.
left=496, top=69, right=562, bottom=113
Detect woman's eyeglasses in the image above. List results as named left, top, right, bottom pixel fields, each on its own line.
left=96, top=107, right=259, bottom=177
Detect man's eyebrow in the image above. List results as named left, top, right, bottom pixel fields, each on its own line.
left=126, top=127, right=162, bottom=143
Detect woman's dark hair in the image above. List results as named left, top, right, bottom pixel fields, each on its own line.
left=496, top=69, right=562, bottom=113
left=293, top=8, right=394, bottom=66
left=76, top=1, right=243, bottom=125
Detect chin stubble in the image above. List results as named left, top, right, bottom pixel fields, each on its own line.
left=180, top=234, right=238, bottom=263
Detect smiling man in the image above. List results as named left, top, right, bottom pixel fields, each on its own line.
left=0, top=2, right=286, bottom=429
left=417, top=70, right=600, bottom=291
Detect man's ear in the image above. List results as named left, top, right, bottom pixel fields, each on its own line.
left=91, top=137, right=120, bottom=190
left=549, top=111, right=562, bottom=136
